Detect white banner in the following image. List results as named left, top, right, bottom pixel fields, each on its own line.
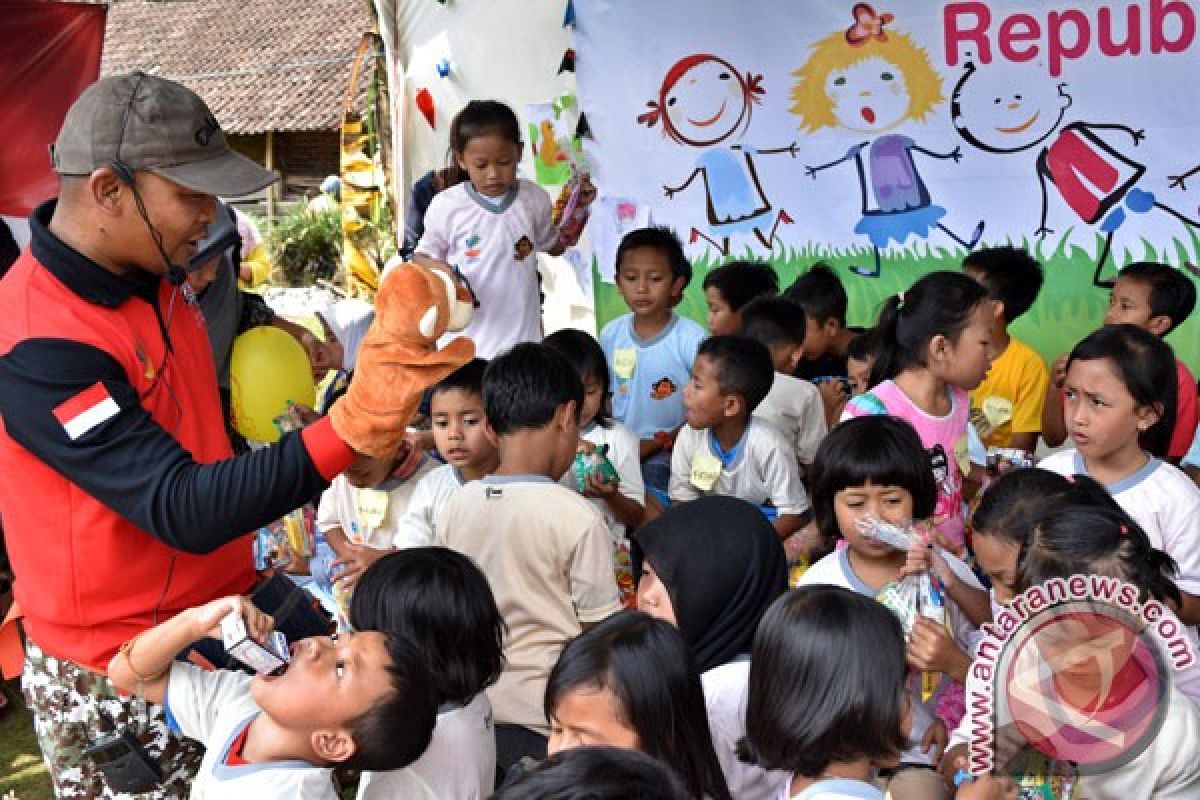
left=575, top=0, right=1200, bottom=361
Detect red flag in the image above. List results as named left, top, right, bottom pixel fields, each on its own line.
left=0, top=3, right=107, bottom=216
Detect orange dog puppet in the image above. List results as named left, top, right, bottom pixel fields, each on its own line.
left=329, top=261, right=475, bottom=458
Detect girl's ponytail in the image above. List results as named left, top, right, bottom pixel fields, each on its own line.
left=865, top=271, right=989, bottom=388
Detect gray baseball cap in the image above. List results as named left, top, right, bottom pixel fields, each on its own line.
left=51, top=72, right=278, bottom=198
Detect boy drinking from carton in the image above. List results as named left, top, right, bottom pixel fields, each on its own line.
left=1042, top=261, right=1198, bottom=459
left=740, top=296, right=828, bottom=469
left=108, top=595, right=436, bottom=799
left=394, top=358, right=499, bottom=548
left=600, top=227, right=707, bottom=492
left=436, top=343, right=622, bottom=774
left=669, top=336, right=812, bottom=543
left=962, top=245, right=1049, bottom=454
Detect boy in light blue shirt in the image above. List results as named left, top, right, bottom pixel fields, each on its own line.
left=599, top=227, right=706, bottom=492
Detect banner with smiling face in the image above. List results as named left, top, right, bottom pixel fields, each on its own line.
left=574, top=0, right=1200, bottom=368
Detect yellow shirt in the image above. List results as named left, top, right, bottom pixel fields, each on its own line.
left=970, top=336, right=1050, bottom=449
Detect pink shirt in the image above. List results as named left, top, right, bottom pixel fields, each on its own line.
left=841, top=380, right=970, bottom=550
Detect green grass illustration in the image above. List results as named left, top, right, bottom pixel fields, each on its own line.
left=592, top=230, right=1200, bottom=369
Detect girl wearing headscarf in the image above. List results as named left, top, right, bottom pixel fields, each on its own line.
left=631, top=496, right=789, bottom=800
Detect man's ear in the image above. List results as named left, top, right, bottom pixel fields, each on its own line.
left=311, top=729, right=357, bottom=764
left=88, top=167, right=126, bottom=215
left=1147, top=314, right=1173, bottom=338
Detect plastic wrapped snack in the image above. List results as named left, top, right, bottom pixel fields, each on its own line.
left=572, top=444, right=620, bottom=492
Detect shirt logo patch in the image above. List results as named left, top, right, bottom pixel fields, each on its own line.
left=650, top=377, right=677, bottom=399
left=53, top=382, right=120, bottom=440
left=513, top=235, right=534, bottom=261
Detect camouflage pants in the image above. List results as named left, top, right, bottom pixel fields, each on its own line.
left=21, top=639, right=203, bottom=799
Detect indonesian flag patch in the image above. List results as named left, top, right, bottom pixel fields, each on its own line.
left=53, top=382, right=120, bottom=440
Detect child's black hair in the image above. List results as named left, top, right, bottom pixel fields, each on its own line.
left=430, top=357, right=489, bottom=402
left=739, top=585, right=908, bottom=777
left=545, top=611, right=733, bottom=800
left=1067, top=324, right=1178, bottom=458
left=962, top=245, right=1044, bottom=324
left=810, top=416, right=938, bottom=543
left=484, top=342, right=584, bottom=435
left=615, top=226, right=693, bottom=287
left=697, top=335, right=775, bottom=415
left=702, top=260, right=780, bottom=311
left=342, top=632, right=438, bottom=772
left=350, top=547, right=505, bottom=708
left=740, top=296, right=807, bottom=350
left=449, top=100, right=522, bottom=155
left=493, top=747, right=689, bottom=800
left=868, top=271, right=990, bottom=387
left=1019, top=504, right=1182, bottom=607
left=543, top=328, right=612, bottom=427
left=971, top=468, right=1117, bottom=547
left=845, top=329, right=874, bottom=363
left=1117, top=261, right=1198, bottom=335
left=783, top=263, right=848, bottom=325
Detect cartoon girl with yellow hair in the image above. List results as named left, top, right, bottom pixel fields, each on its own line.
left=793, top=4, right=983, bottom=277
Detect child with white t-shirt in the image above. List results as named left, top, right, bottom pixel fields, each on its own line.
left=670, top=335, right=810, bottom=543
left=351, top=548, right=505, bottom=800
left=740, top=295, right=828, bottom=468
left=801, top=416, right=990, bottom=800
left=1037, top=324, right=1200, bottom=625
left=393, top=359, right=499, bottom=549
left=545, top=328, right=645, bottom=605
left=414, top=101, right=590, bottom=358
left=107, top=595, right=436, bottom=800
left=314, top=430, right=437, bottom=592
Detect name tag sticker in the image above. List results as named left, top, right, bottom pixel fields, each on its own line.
left=355, top=489, right=389, bottom=531
left=690, top=452, right=722, bottom=491
left=613, top=348, right=637, bottom=380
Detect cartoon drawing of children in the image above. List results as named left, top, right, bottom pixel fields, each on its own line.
left=638, top=54, right=798, bottom=255
left=791, top=4, right=984, bottom=278
left=950, top=61, right=1200, bottom=286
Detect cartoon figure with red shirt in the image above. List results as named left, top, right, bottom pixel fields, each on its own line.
left=950, top=60, right=1200, bottom=287
left=638, top=54, right=798, bottom=256
left=791, top=4, right=985, bottom=278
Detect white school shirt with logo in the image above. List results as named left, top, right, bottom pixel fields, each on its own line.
left=415, top=180, right=556, bottom=359
left=165, top=663, right=337, bottom=800
left=392, top=463, right=466, bottom=549
left=754, top=371, right=828, bottom=466
left=357, top=692, right=495, bottom=800
left=668, top=419, right=809, bottom=515
left=1038, top=450, right=1200, bottom=596
left=797, top=548, right=983, bottom=767
left=315, top=456, right=438, bottom=550
left=558, top=420, right=645, bottom=545
left=703, top=660, right=789, bottom=800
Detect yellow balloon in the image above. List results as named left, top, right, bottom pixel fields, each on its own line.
left=229, top=327, right=316, bottom=443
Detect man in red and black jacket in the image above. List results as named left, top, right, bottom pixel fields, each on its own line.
left=0, top=73, right=390, bottom=798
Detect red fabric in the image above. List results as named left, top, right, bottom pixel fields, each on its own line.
left=1170, top=359, right=1198, bottom=460
left=0, top=250, right=255, bottom=673
left=301, top=416, right=357, bottom=481
left=0, top=3, right=106, bottom=216
left=224, top=724, right=252, bottom=767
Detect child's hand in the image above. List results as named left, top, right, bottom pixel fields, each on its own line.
left=908, top=617, right=968, bottom=679
left=576, top=438, right=597, bottom=456
left=940, top=745, right=969, bottom=790
left=333, top=544, right=390, bottom=590
left=901, top=538, right=958, bottom=590
left=582, top=471, right=619, bottom=499
left=1050, top=353, right=1069, bottom=390
left=191, top=596, right=273, bottom=643
left=817, top=380, right=848, bottom=424
left=956, top=773, right=1019, bottom=800
left=921, top=718, right=948, bottom=766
